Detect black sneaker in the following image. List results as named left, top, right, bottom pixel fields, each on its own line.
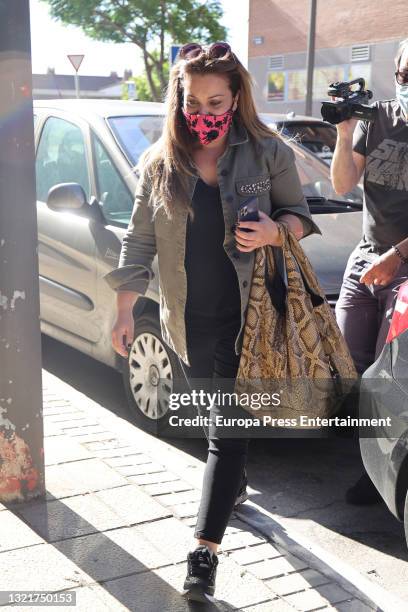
left=345, top=473, right=383, bottom=505
left=234, top=471, right=249, bottom=508
left=182, top=544, right=219, bottom=603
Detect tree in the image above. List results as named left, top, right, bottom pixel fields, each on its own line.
left=122, top=49, right=170, bottom=102
left=41, top=0, right=227, bottom=102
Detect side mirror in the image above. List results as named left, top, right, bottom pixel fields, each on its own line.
left=46, top=182, right=86, bottom=212
left=46, top=182, right=106, bottom=224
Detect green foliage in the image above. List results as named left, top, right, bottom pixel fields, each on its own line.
left=40, top=1, right=228, bottom=100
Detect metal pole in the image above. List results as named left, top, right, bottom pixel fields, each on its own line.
left=74, top=70, right=80, bottom=98
left=0, top=0, right=45, bottom=501
left=305, top=0, right=317, bottom=116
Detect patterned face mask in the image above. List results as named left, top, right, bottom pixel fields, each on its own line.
left=182, top=99, right=236, bottom=145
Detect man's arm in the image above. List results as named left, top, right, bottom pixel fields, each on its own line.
left=331, top=118, right=366, bottom=195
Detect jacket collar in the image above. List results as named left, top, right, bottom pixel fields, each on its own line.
left=227, top=116, right=249, bottom=147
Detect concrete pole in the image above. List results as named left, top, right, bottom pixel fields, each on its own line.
left=305, top=0, right=317, bottom=117
left=0, top=0, right=45, bottom=501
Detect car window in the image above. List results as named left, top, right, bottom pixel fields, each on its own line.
left=107, top=115, right=163, bottom=166
left=283, top=123, right=337, bottom=163
left=35, top=117, right=90, bottom=202
left=93, top=135, right=134, bottom=224
left=292, top=143, right=362, bottom=203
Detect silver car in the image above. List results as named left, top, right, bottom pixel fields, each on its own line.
left=34, top=99, right=363, bottom=433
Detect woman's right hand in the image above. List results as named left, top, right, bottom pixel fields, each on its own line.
left=112, top=311, right=134, bottom=358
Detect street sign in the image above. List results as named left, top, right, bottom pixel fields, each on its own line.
left=67, top=55, right=84, bottom=99
left=67, top=54, right=84, bottom=72
left=126, top=80, right=137, bottom=100
left=170, top=45, right=181, bottom=65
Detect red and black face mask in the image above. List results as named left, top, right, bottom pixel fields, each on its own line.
left=182, top=100, right=236, bottom=146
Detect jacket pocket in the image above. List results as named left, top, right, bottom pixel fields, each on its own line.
left=235, top=173, right=272, bottom=196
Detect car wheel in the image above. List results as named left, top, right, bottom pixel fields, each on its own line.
left=121, top=311, right=186, bottom=435
left=404, top=489, right=408, bottom=549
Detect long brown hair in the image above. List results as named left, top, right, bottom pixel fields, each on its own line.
left=137, top=47, right=280, bottom=221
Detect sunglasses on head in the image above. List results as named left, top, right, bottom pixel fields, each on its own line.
left=395, top=68, right=408, bottom=85
left=178, top=41, right=236, bottom=62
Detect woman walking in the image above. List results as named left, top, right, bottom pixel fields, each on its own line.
left=104, top=42, right=321, bottom=603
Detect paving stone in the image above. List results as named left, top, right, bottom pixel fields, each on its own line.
left=53, top=528, right=170, bottom=583
left=81, top=440, right=131, bottom=452
left=142, top=480, right=193, bottom=496
left=156, top=489, right=202, bottom=506
left=110, top=461, right=166, bottom=476
left=228, top=542, right=283, bottom=565
left=266, top=568, right=332, bottom=596
left=43, top=435, right=93, bottom=465
left=284, top=585, right=351, bottom=611
left=43, top=420, right=64, bottom=436
left=0, top=584, right=130, bottom=612
left=218, top=529, right=266, bottom=552
left=95, top=484, right=171, bottom=524
left=45, top=459, right=128, bottom=498
left=103, top=454, right=152, bottom=468
left=136, top=517, right=196, bottom=564
left=216, top=555, right=279, bottom=608
left=15, top=493, right=129, bottom=542
left=0, top=544, right=92, bottom=593
left=246, top=554, right=309, bottom=580
left=49, top=414, right=97, bottom=425
left=68, top=431, right=122, bottom=444
left=171, top=501, right=200, bottom=518
left=127, top=472, right=181, bottom=485
left=98, top=562, right=205, bottom=612
left=240, top=599, right=296, bottom=611
left=0, top=510, right=44, bottom=552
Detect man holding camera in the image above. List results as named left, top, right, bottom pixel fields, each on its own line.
left=332, top=38, right=408, bottom=504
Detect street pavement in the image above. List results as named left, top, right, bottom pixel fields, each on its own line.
left=0, top=336, right=407, bottom=611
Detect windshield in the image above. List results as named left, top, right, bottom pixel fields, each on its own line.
left=107, top=114, right=362, bottom=224
left=281, top=123, right=337, bottom=164
left=107, top=115, right=163, bottom=166
left=291, top=141, right=363, bottom=203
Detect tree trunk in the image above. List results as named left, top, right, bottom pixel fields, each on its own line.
left=143, top=53, right=159, bottom=102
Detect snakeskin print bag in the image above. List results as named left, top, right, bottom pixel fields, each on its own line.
left=233, top=222, right=358, bottom=428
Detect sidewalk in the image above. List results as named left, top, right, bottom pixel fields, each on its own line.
left=0, top=370, right=405, bottom=611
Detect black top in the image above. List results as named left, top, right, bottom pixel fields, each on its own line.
left=184, top=178, right=241, bottom=318
left=353, top=99, right=408, bottom=262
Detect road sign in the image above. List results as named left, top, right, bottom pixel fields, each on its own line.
left=170, top=45, right=181, bottom=65
left=67, top=54, right=84, bottom=72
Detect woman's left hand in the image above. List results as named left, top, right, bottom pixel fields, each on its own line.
left=360, top=249, right=401, bottom=287
left=234, top=211, right=281, bottom=252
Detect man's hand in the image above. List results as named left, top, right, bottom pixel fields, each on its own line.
left=336, top=117, right=359, bottom=140
left=360, top=250, right=402, bottom=287
left=235, top=211, right=282, bottom=251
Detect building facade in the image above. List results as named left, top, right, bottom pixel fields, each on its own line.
left=248, top=0, right=407, bottom=116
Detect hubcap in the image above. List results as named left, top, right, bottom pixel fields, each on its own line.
left=128, top=332, right=173, bottom=420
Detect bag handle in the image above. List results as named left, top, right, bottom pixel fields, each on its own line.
left=265, top=222, right=324, bottom=310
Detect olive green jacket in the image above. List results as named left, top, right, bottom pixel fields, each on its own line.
left=103, top=118, right=322, bottom=366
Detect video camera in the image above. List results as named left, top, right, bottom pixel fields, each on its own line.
left=321, top=78, right=377, bottom=125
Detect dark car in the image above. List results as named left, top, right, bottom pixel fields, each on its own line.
left=360, top=279, right=408, bottom=547
left=260, top=113, right=338, bottom=165
left=34, top=98, right=362, bottom=432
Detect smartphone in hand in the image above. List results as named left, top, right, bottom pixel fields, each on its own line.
left=236, top=196, right=260, bottom=232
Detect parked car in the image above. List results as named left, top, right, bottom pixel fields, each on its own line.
left=33, top=99, right=362, bottom=433
left=260, top=112, right=338, bottom=165
left=360, top=279, right=408, bottom=548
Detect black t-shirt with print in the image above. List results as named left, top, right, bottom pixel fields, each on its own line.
left=184, top=178, right=241, bottom=318
left=353, top=98, right=408, bottom=262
